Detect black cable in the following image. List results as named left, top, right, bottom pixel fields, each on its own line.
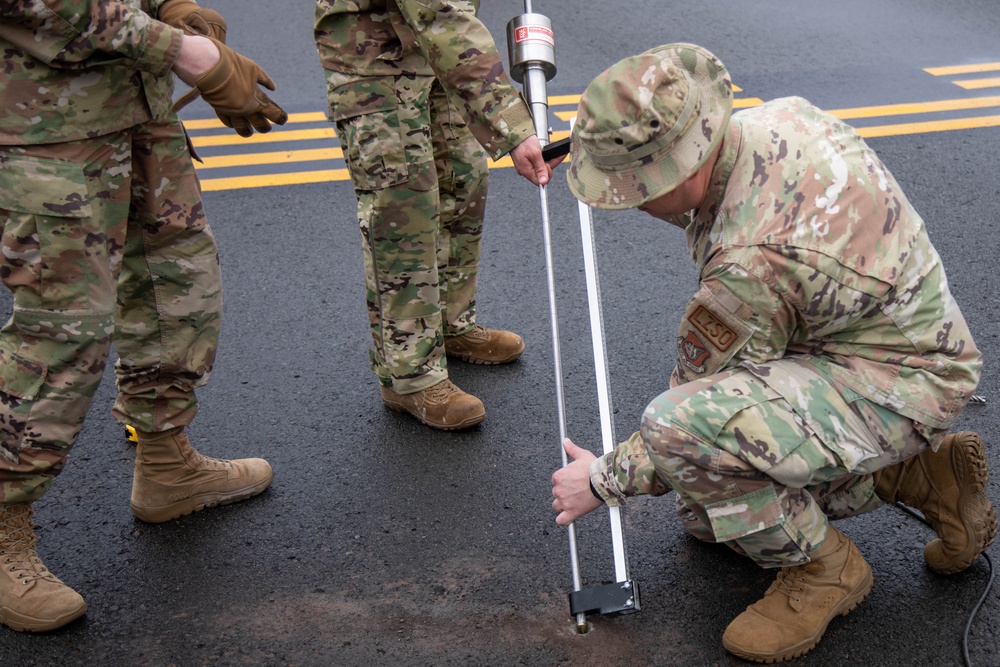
left=893, top=503, right=995, bottom=667
left=962, top=551, right=994, bottom=667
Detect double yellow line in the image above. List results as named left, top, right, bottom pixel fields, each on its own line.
left=190, top=92, right=1000, bottom=192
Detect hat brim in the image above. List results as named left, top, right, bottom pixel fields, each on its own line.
left=567, top=43, right=733, bottom=211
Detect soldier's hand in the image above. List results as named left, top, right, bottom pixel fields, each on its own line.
left=158, top=0, right=227, bottom=42
left=511, top=135, right=552, bottom=186
left=188, top=37, right=288, bottom=137
left=551, top=438, right=602, bottom=526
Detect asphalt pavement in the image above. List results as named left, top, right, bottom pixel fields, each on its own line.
left=2, top=1, right=1000, bottom=665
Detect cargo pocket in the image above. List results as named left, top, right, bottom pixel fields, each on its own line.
left=0, top=154, right=93, bottom=310
left=741, top=358, right=885, bottom=473
left=704, top=485, right=785, bottom=542
left=328, top=77, right=409, bottom=191
left=0, top=344, right=47, bottom=464
left=704, top=484, right=810, bottom=566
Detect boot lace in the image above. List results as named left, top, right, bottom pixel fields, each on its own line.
left=177, top=435, right=235, bottom=471
left=423, top=380, right=460, bottom=403
left=1, top=507, right=58, bottom=585
left=464, top=325, right=489, bottom=340
left=772, top=564, right=813, bottom=604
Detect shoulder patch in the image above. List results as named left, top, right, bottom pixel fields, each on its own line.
left=689, top=305, right=739, bottom=351
left=678, top=331, right=711, bottom=373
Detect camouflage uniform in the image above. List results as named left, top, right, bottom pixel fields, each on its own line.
left=0, top=1, right=221, bottom=503
left=589, top=97, right=982, bottom=568
left=314, top=0, right=535, bottom=393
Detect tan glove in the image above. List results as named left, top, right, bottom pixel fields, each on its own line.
left=161, top=0, right=229, bottom=112
left=158, top=0, right=227, bottom=42
left=191, top=37, right=288, bottom=137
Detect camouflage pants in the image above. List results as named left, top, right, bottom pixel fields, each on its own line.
left=0, top=119, right=221, bottom=503
left=327, top=72, right=489, bottom=393
left=641, top=358, right=929, bottom=568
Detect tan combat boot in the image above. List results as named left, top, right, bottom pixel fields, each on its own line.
left=445, top=325, right=524, bottom=364
left=131, top=428, right=273, bottom=523
left=722, top=526, right=873, bottom=663
left=380, top=379, right=485, bottom=430
left=872, top=431, right=997, bottom=574
left=0, top=504, right=87, bottom=632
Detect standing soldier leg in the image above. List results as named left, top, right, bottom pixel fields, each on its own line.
left=112, top=118, right=271, bottom=524
left=427, top=83, right=524, bottom=366
left=0, top=134, right=136, bottom=631
left=329, top=73, right=483, bottom=430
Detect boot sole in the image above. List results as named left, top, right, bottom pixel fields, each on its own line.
left=130, top=470, right=274, bottom=523
left=723, top=566, right=874, bottom=663
left=382, top=398, right=485, bottom=431
left=445, top=349, right=523, bottom=365
left=927, top=431, right=998, bottom=574
left=0, top=601, right=87, bottom=632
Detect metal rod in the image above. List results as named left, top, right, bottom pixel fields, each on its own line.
left=537, top=109, right=589, bottom=635
left=577, top=199, right=630, bottom=583
left=538, top=182, right=586, bottom=616
left=516, top=0, right=586, bottom=631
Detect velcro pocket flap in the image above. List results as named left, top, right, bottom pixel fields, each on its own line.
left=0, top=155, right=92, bottom=218
left=705, top=485, right=784, bottom=542
left=328, top=78, right=396, bottom=121
left=0, top=346, right=47, bottom=401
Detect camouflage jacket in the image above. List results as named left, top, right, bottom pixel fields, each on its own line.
left=314, top=0, right=534, bottom=160
left=593, top=96, right=982, bottom=503
left=0, top=0, right=182, bottom=145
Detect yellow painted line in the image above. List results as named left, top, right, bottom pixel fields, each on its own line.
left=200, top=168, right=351, bottom=192
left=201, top=113, right=1000, bottom=192
left=191, top=127, right=336, bottom=147
left=953, top=77, right=1000, bottom=90
left=548, top=94, right=581, bottom=106
left=829, top=96, right=1000, bottom=119
left=196, top=147, right=343, bottom=169
left=183, top=111, right=328, bottom=131
left=925, top=62, right=1000, bottom=76
left=554, top=98, right=764, bottom=120
left=857, top=114, right=1000, bottom=138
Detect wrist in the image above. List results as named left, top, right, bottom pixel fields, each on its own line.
left=172, top=34, right=220, bottom=87
left=589, top=479, right=605, bottom=503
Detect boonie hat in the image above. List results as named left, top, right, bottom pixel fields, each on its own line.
left=567, top=43, right=733, bottom=210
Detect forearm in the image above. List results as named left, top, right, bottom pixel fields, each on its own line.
left=395, top=0, right=534, bottom=158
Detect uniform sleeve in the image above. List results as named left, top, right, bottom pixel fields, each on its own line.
left=670, top=258, right=797, bottom=387
left=589, top=431, right=671, bottom=505
left=394, top=0, right=535, bottom=159
left=0, top=0, right=181, bottom=76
